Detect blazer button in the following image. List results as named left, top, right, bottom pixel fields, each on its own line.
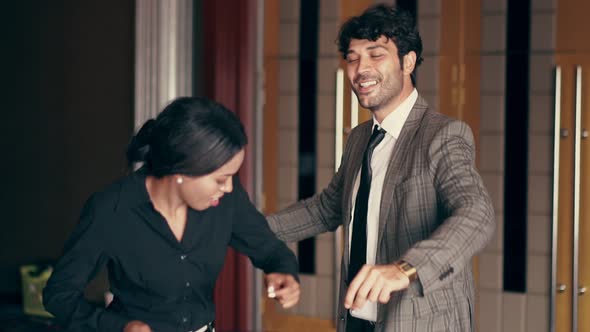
left=340, top=315, right=345, bottom=321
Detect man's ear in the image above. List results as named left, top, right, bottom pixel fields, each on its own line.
left=402, top=51, right=417, bottom=75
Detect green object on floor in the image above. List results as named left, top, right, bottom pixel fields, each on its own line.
left=19, top=265, right=54, bottom=318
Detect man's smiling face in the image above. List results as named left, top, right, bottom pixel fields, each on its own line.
left=345, top=36, right=406, bottom=113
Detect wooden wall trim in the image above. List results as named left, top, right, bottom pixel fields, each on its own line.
left=439, top=0, right=481, bottom=144
left=439, top=0, right=482, bottom=328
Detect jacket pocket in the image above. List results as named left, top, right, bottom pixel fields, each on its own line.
left=411, top=288, right=453, bottom=331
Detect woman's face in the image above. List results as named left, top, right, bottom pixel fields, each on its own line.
left=179, top=149, right=245, bottom=211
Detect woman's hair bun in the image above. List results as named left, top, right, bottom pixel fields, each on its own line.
left=126, top=119, right=157, bottom=164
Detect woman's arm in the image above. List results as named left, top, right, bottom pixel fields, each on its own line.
left=228, top=179, right=301, bottom=307
left=228, top=179, right=300, bottom=277
left=43, top=194, right=132, bottom=332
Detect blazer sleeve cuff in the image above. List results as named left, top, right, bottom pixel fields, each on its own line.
left=401, top=249, right=443, bottom=295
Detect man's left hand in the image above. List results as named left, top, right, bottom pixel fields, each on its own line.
left=344, top=264, right=410, bottom=310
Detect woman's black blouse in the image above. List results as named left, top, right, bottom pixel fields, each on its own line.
left=43, top=172, right=299, bottom=332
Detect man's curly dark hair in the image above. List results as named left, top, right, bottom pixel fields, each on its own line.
left=337, top=4, right=424, bottom=84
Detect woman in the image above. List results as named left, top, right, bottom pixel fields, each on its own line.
left=43, top=97, right=300, bottom=332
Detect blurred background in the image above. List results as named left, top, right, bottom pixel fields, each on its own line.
left=1, top=0, right=589, bottom=331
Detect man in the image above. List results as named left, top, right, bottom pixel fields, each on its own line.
left=267, top=4, right=495, bottom=332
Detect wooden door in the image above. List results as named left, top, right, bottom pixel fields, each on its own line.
left=553, top=0, right=590, bottom=330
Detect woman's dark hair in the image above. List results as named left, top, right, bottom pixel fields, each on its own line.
left=127, top=97, right=247, bottom=177
left=337, top=4, right=424, bottom=84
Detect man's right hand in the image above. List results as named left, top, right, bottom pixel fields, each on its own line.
left=124, top=320, right=152, bottom=332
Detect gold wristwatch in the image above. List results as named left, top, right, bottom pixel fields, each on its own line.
left=395, top=260, right=418, bottom=282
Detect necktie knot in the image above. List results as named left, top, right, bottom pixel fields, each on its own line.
left=365, top=125, right=386, bottom=171
left=372, top=124, right=385, bottom=135
left=368, top=125, right=386, bottom=148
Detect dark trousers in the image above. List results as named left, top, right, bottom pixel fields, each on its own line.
left=346, top=312, right=375, bottom=332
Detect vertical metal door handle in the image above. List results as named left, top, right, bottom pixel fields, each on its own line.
left=572, top=65, right=583, bottom=332
left=350, top=89, right=358, bottom=129
left=333, top=68, right=344, bottom=323
left=550, top=66, right=562, bottom=332
left=335, top=69, right=344, bottom=171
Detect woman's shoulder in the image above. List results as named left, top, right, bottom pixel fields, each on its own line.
left=86, top=173, right=144, bottom=212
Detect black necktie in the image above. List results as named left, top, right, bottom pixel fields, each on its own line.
left=348, top=125, right=386, bottom=282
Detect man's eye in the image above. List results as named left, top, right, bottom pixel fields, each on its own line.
left=347, top=57, right=359, bottom=63
left=371, top=54, right=384, bottom=58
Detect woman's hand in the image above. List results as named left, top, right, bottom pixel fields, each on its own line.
left=265, top=273, right=300, bottom=308
left=124, top=320, right=152, bottom=332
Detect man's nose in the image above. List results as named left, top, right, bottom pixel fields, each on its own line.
left=357, top=56, right=372, bottom=74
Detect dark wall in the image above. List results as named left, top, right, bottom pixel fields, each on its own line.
left=0, top=0, right=134, bottom=297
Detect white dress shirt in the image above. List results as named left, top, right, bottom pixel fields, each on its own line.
left=349, top=88, right=418, bottom=321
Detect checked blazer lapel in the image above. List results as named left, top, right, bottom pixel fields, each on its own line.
left=376, top=96, right=429, bottom=254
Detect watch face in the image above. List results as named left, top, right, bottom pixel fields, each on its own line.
left=397, top=261, right=416, bottom=281
left=398, top=262, right=411, bottom=271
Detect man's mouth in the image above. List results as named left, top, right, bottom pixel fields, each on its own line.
left=356, top=79, right=379, bottom=93
left=359, top=80, right=378, bottom=88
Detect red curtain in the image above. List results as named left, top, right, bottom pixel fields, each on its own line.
left=202, top=1, right=256, bottom=331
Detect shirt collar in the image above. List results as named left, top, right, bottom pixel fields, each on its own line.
left=115, top=170, right=152, bottom=211
left=373, top=88, right=418, bottom=139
